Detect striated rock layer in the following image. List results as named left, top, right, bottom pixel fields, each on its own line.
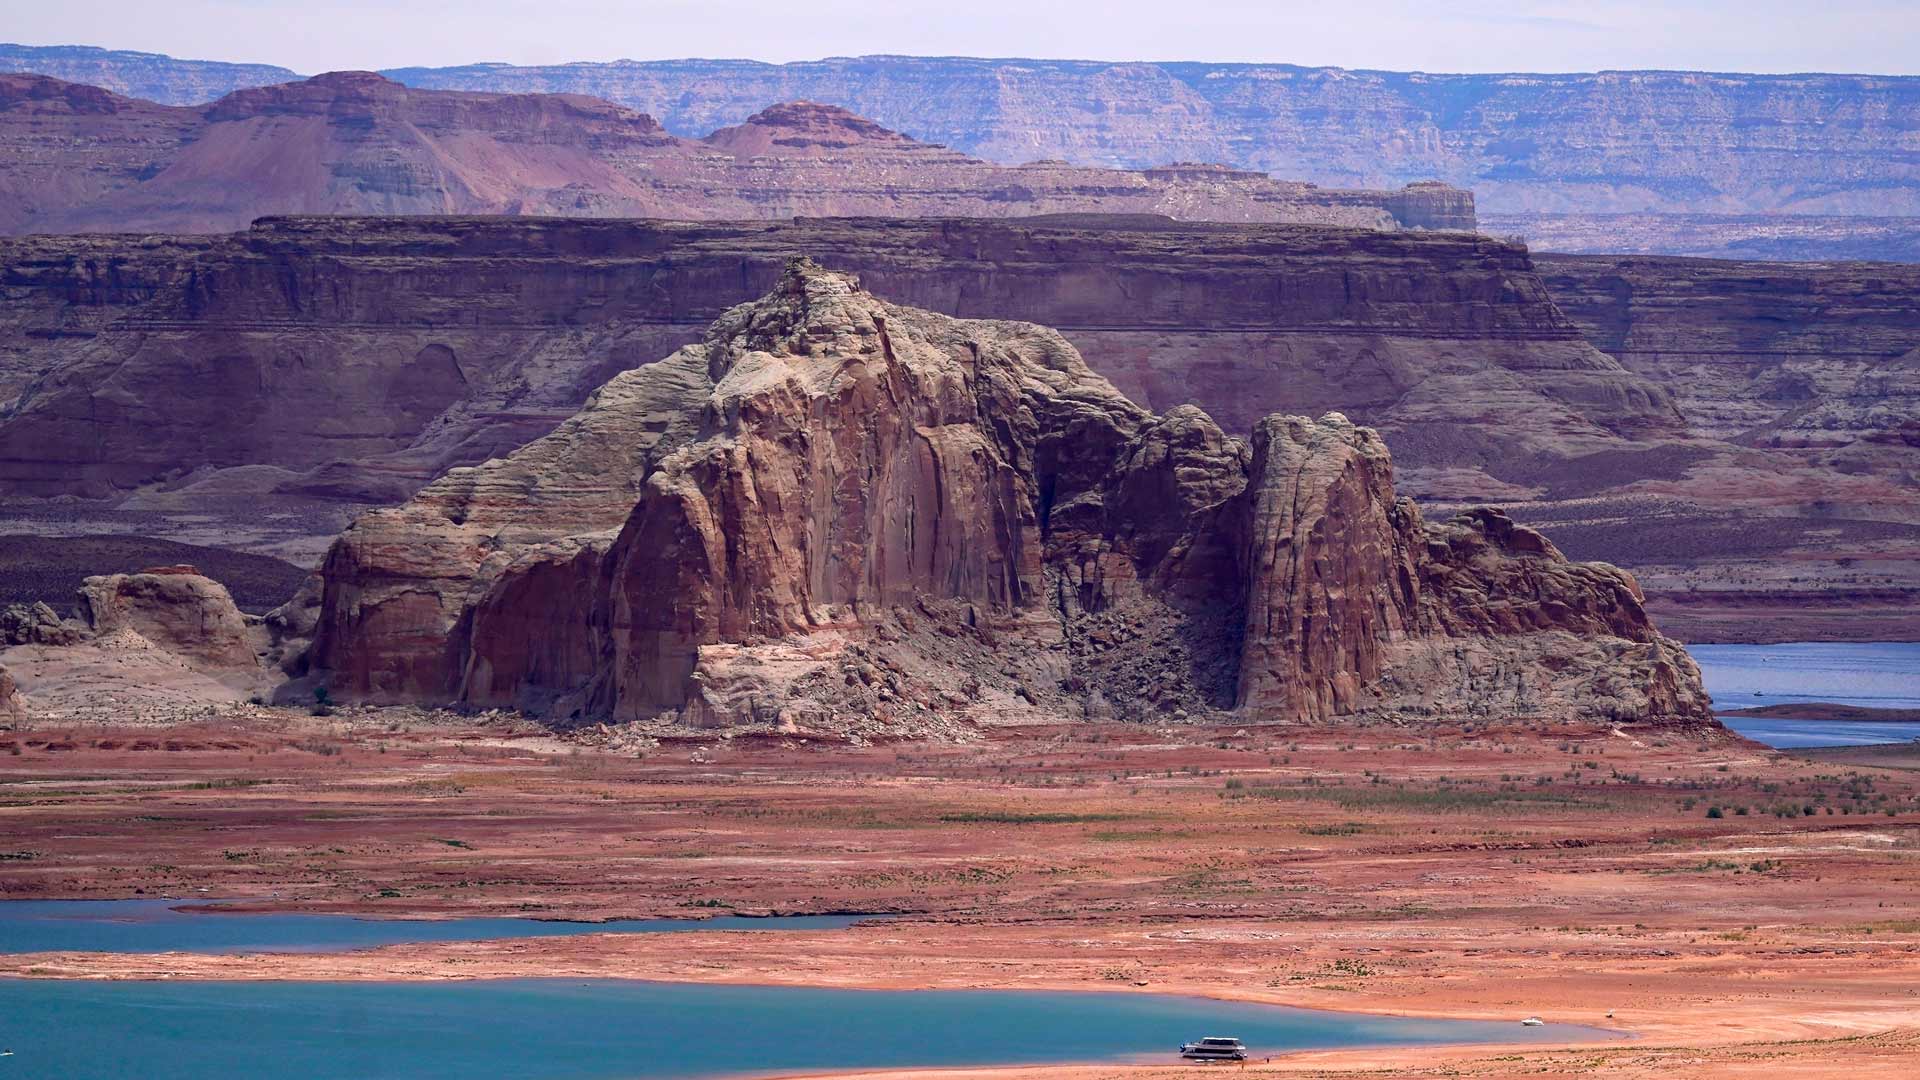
left=0, top=216, right=1660, bottom=507
left=310, top=261, right=1711, bottom=731
left=1510, top=254, right=1920, bottom=642
left=4, top=216, right=1908, bottom=640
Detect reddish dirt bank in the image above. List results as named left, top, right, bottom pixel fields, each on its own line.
left=3, top=711, right=1919, bottom=1077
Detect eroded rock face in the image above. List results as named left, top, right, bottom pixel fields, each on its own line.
left=0, top=602, right=81, bottom=646
left=1235, top=415, right=1416, bottom=720
left=0, top=216, right=1658, bottom=511
left=0, top=565, right=275, bottom=719
left=309, top=261, right=1713, bottom=730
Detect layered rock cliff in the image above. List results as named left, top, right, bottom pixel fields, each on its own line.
left=1486, top=213, right=1920, bottom=264
left=1515, top=254, right=1920, bottom=642
left=0, top=72, right=1467, bottom=235
left=21, top=214, right=1902, bottom=641
left=371, top=56, right=1920, bottom=218
left=0, top=215, right=1656, bottom=512
left=309, top=260, right=1711, bottom=731
left=0, top=44, right=298, bottom=106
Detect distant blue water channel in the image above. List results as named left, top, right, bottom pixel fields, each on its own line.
left=1692, top=642, right=1920, bottom=712
left=0, top=979, right=1611, bottom=1080
left=1692, top=642, right=1920, bottom=747
left=1718, top=718, right=1920, bottom=749
left=0, top=899, right=876, bottom=954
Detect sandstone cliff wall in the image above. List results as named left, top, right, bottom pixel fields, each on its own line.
left=365, top=57, right=1920, bottom=217
left=27, top=216, right=1913, bottom=643
left=1536, top=254, right=1920, bottom=446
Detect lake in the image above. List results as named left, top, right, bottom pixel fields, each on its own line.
left=1691, top=642, right=1920, bottom=748
left=1692, top=642, right=1920, bottom=711
left=0, top=899, right=876, bottom=955
left=0, top=980, right=1607, bottom=1080
left=1719, top=717, right=1920, bottom=749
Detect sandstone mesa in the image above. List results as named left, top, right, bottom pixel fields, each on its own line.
left=303, top=260, right=1710, bottom=732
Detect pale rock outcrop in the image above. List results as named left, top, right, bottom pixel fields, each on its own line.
left=0, top=601, right=81, bottom=646
left=0, top=565, right=275, bottom=719
left=310, top=339, right=713, bottom=703
left=308, top=260, right=1715, bottom=731
left=0, top=663, right=21, bottom=721
left=76, top=566, right=266, bottom=685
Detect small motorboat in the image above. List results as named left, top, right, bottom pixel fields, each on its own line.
left=1180, top=1036, right=1247, bottom=1061
left=1520, top=1016, right=1545, bottom=1027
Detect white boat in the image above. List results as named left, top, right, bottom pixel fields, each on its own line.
left=1521, top=1016, right=1545, bottom=1027
left=1180, top=1036, right=1247, bottom=1061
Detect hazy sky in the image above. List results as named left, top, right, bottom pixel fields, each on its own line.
left=8, top=1, right=1917, bottom=75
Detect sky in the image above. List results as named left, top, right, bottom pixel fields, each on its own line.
left=6, top=0, right=1917, bottom=76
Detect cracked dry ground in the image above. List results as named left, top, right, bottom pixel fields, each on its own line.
left=3, top=712, right=1918, bottom=1078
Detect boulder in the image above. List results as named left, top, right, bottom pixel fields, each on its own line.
left=0, top=601, right=81, bottom=646
left=76, top=567, right=265, bottom=678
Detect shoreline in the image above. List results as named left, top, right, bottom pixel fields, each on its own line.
left=4, top=716, right=1917, bottom=1076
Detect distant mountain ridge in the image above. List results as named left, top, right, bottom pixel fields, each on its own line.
left=0, top=43, right=298, bottom=103
left=0, top=70, right=1469, bottom=234
left=5, top=43, right=1919, bottom=219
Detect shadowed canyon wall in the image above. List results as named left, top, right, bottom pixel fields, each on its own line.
left=1, top=217, right=1914, bottom=641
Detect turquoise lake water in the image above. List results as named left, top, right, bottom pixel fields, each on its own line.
left=0, top=899, right=875, bottom=954
left=0, top=980, right=1604, bottom=1080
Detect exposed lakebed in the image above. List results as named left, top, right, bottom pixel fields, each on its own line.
left=0, top=979, right=1607, bottom=1080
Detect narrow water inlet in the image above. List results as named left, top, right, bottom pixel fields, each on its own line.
left=0, top=899, right=889, bottom=954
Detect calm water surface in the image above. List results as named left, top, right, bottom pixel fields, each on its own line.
left=0, top=980, right=1607, bottom=1080
left=0, top=899, right=875, bottom=954
left=1719, top=718, right=1920, bottom=748
left=1692, top=642, right=1920, bottom=747
left=1692, top=642, right=1920, bottom=711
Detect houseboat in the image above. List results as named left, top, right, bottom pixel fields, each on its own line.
left=1179, top=1036, right=1247, bottom=1061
